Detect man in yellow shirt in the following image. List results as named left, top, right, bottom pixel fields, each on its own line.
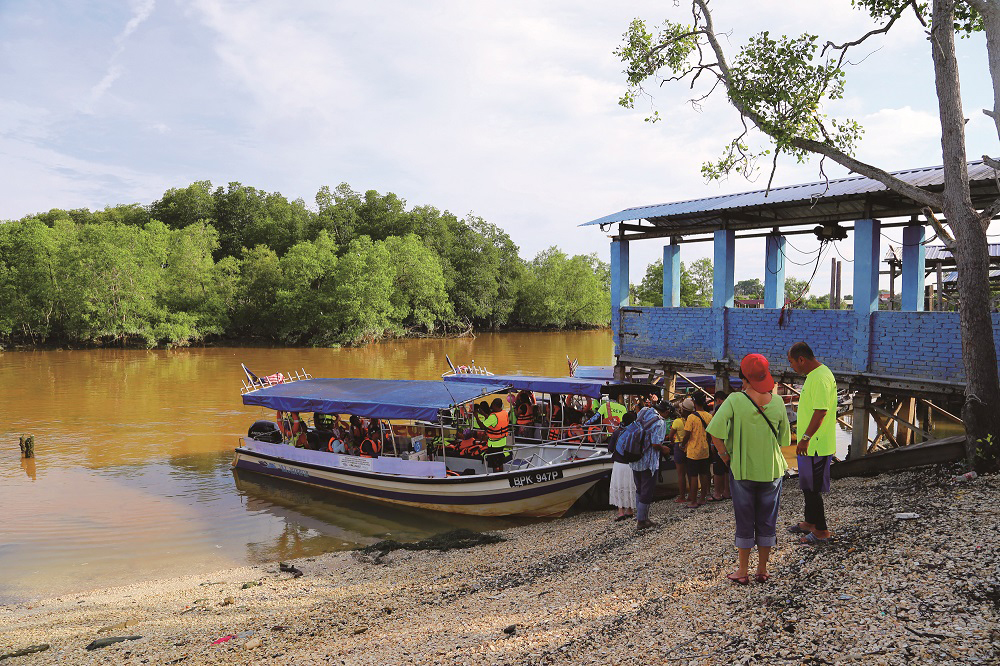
left=678, top=397, right=713, bottom=508
left=788, top=341, right=838, bottom=544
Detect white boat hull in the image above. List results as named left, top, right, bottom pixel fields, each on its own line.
left=232, top=440, right=614, bottom=518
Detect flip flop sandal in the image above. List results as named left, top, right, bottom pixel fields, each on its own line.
left=786, top=524, right=811, bottom=535
left=754, top=573, right=771, bottom=584
left=726, top=571, right=750, bottom=585
left=613, top=514, right=631, bottom=522
left=798, top=533, right=831, bottom=545
left=685, top=504, right=700, bottom=509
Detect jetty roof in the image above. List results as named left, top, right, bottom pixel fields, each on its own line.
left=242, top=378, right=509, bottom=422
left=581, top=160, right=1000, bottom=237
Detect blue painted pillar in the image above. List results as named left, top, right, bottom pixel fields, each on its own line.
left=610, top=239, right=630, bottom=354
left=901, top=225, right=926, bottom=311
left=713, top=230, right=735, bottom=308
left=852, top=218, right=881, bottom=374
left=663, top=241, right=681, bottom=307
left=764, top=235, right=786, bottom=309
left=853, top=218, right=881, bottom=313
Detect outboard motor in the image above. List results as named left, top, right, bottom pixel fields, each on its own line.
left=248, top=420, right=282, bottom=444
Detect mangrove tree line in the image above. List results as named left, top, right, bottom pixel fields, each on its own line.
left=0, top=181, right=610, bottom=347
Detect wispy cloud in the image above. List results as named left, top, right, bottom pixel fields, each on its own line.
left=83, top=0, right=156, bottom=112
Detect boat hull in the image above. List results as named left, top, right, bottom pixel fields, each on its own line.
left=232, top=446, right=613, bottom=518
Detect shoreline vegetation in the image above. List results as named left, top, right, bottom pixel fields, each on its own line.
left=2, top=466, right=996, bottom=664
left=0, top=182, right=612, bottom=350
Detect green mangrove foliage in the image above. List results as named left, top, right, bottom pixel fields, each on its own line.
left=0, top=182, right=610, bottom=347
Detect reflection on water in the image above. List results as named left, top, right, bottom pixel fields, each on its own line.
left=0, top=332, right=613, bottom=604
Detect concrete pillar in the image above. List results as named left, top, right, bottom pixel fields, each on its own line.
left=901, top=225, right=926, bottom=311
left=663, top=241, right=681, bottom=307
left=849, top=392, right=871, bottom=459
left=610, top=239, right=630, bottom=355
left=713, top=229, right=735, bottom=308
left=764, top=234, right=786, bottom=309
left=853, top=219, right=882, bottom=313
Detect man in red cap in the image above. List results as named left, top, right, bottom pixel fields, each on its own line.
left=787, top=341, right=838, bottom=544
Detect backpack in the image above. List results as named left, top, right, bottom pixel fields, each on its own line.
left=615, top=421, right=645, bottom=463
left=616, top=407, right=662, bottom=463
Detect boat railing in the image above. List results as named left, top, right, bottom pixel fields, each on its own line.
left=241, top=368, right=313, bottom=395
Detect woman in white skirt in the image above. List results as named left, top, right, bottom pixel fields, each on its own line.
left=608, top=411, right=638, bottom=521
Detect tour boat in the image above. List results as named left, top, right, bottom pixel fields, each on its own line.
left=233, top=375, right=614, bottom=517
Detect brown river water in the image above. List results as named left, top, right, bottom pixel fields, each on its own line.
left=0, top=331, right=614, bottom=604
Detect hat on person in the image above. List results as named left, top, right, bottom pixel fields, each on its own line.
left=680, top=397, right=696, bottom=413
left=740, top=353, right=776, bottom=393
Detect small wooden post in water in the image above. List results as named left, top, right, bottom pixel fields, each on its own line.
left=19, top=434, right=35, bottom=459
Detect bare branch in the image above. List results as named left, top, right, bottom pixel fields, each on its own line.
left=821, top=1, right=909, bottom=65
left=765, top=149, right=780, bottom=195
left=922, top=207, right=956, bottom=250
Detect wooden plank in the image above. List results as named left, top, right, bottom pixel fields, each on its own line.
left=831, top=435, right=966, bottom=478
left=870, top=403, right=932, bottom=440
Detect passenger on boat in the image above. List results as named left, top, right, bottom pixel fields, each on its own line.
left=513, top=390, right=537, bottom=439
left=359, top=421, right=382, bottom=458
left=583, top=397, right=628, bottom=441
left=477, top=398, right=511, bottom=471
left=347, top=415, right=365, bottom=456
left=547, top=394, right=564, bottom=441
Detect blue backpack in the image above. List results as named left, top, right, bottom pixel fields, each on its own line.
left=616, top=407, right=662, bottom=463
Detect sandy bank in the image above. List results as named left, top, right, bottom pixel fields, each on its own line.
left=1, top=467, right=997, bottom=665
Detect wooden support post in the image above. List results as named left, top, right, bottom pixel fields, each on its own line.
left=830, top=257, right=837, bottom=308
left=889, top=263, right=896, bottom=311
left=937, top=261, right=944, bottom=312
left=849, top=393, right=871, bottom=460
left=897, top=397, right=916, bottom=447
left=665, top=372, right=677, bottom=401
left=835, top=260, right=842, bottom=309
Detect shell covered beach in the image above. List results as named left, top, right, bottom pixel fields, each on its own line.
left=1, top=467, right=997, bottom=665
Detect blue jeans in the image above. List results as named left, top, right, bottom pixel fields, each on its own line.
left=729, top=475, right=782, bottom=549
left=632, top=469, right=656, bottom=522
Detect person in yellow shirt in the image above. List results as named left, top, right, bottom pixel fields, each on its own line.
left=667, top=405, right=688, bottom=503
left=787, top=341, right=838, bottom=544
left=678, top=397, right=713, bottom=508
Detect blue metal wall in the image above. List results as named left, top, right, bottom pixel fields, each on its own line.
left=618, top=306, right=1000, bottom=384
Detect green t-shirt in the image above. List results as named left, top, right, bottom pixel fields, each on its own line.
left=797, top=364, right=838, bottom=456
left=598, top=400, right=628, bottom=423
left=705, top=392, right=789, bottom=482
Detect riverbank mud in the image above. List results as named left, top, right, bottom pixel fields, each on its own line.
left=1, top=467, right=996, bottom=664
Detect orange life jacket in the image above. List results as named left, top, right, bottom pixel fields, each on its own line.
left=360, top=436, right=381, bottom=458
left=566, top=423, right=585, bottom=441
left=484, top=410, right=511, bottom=442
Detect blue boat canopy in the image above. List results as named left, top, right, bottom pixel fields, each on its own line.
left=242, top=378, right=510, bottom=422
left=444, top=374, right=617, bottom=399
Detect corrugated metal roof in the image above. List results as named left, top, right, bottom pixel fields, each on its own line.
left=884, top=243, right=1000, bottom=264
left=584, top=160, right=999, bottom=231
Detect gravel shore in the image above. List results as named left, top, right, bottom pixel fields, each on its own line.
left=2, top=466, right=997, bottom=665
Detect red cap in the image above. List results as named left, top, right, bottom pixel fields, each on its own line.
left=740, top=353, right=775, bottom=393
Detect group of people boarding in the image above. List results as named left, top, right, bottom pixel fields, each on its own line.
left=606, top=341, right=838, bottom=585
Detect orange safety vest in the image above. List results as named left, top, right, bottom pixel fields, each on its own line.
left=484, top=410, right=511, bottom=442
left=360, top=436, right=381, bottom=458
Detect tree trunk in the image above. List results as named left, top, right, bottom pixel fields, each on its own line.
left=932, top=0, right=1000, bottom=471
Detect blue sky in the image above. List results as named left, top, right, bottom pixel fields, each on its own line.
left=1, top=0, right=996, bottom=294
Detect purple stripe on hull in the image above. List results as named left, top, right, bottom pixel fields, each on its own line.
left=235, top=456, right=607, bottom=506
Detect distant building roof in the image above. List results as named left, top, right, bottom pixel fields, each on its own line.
left=884, top=244, right=1000, bottom=266
left=583, top=161, right=999, bottom=236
